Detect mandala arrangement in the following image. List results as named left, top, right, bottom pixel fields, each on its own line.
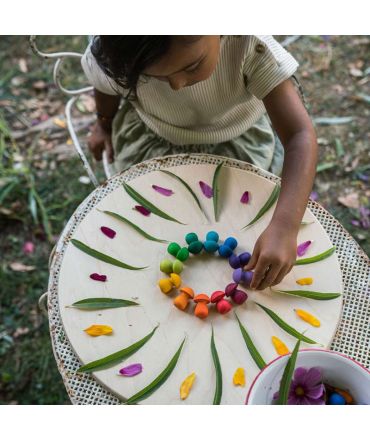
left=66, top=162, right=341, bottom=404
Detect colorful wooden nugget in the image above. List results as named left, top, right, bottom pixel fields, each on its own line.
left=174, top=286, right=194, bottom=310
left=203, top=230, right=219, bottom=253
left=211, top=291, right=232, bottom=314
left=194, top=294, right=210, bottom=318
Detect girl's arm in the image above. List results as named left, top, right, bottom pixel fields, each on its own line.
left=87, top=88, right=121, bottom=163
left=244, top=78, right=318, bottom=290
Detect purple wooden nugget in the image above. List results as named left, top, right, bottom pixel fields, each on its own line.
left=229, top=254, right=241, bottom=269
left=238, top=252, right=251, bottom=266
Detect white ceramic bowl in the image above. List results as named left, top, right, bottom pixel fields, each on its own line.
left=247, top=349, right=370, bottom=405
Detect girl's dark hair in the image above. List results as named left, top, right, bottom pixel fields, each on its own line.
left=91, top=35, right=172, bottom=99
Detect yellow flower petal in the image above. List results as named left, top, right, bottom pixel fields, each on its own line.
left=84, top=324, right=113, bottom=337
left=271, top=336, right=290, bottom=355
left=180, top=372, right=196, bottom=400
left=233, top=367, right=246, bottom=387
left=295, top=309, right=321, bottom=327
left=296, top=277, right=313, bottom=285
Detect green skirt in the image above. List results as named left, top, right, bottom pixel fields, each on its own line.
left=110, top=101, right=284, bottom=176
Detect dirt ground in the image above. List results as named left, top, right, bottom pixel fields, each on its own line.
left=0, top=36, right=369, bottom=404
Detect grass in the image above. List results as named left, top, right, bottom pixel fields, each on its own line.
left=0, top=35, right=369, bottom=404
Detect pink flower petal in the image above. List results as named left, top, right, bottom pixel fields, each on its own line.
left=23, top=241, right=35, bottom=255
left=297, top=240, right=312, bottom=257
left=100, top=226, right=116, bottom=239
left=240, top=191, right=250, bottom=204
left=134, top=205, right=151, bottom=216
left=119, top=363, right=143, bottom=377
left=90, top=273, right=107, bottom=282
left=199, top=181, right=213, bottom=198
left=152, top=184, right=174, bottom=197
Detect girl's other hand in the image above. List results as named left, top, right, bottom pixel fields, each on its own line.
left=87, top=121, right=114, bottom=163
left=243, top=223, right=297, bottom=290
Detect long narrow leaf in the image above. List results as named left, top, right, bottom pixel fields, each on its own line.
left=71, top=239, right=147, bottom=270
left=277, top=338, right=301, bottom=405
left=255, top=303, right=317, bottom=345
left=124, top=337, right=186, bottom=404
left=212, top=162, right=224, bottom=222
left=211, top=327, right=222, bottom=405
left=160, top=170, right=208, bottom=219
left=294, top=246, right=336, bottom=265
left=78, top=326, right=158, bottom=373
left=101, top=210, right=168, bottom=243
left=235, top=313, right=266, bottom=370
left=242, top=184, right=280, bottom=229
left=272, top=289, right=341, bottom=301
left=69, top=297, right=139, bottom=310
left=122, top=182, right=185, bottom=225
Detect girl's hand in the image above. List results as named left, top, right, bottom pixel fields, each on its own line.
left=243, top=223, right=297, bottom=290
left=87, top=121, right=114, bottom=163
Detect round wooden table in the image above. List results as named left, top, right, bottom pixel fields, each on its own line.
left=47, top=154, right=370, bottom=404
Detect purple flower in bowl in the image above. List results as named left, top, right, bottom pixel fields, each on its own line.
left=273, top=367, right=325, bottom=405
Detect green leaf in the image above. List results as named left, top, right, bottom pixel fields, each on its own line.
left=277, top=337, right=301, bottom=405
left=242, top=184, right=280, bottom=229
left=101, top=210, right=168, bottom=243
left=28, top=189, right=38, bottom=223
left=69, top=297, right=139, bottom=310
left=294, top=246, right=336, bottom=265
left=212, top=162, right=224, bottom=222
left=335, top=138, right=345, bottom=157
left=272, top=289, right=341, bottom=301
left=235, top=313, right=266, bottom=370
left=211, top=327, right=222, bottom=405
left=122, top=182, right=185, bottom=225
left=71, top=239, right=148, bottom=270
left=123, top=337, right=186, bottom=404
left=300, top=220, right=314, bottom=225
left=77, top=326, right=158, bottom=373
left=160, top=170, right=208, bottom=219
left=255, top=303, right=317, bottom=345
left=316, top=162, right=336, bottom=173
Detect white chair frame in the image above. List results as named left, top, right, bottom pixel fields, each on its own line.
left=29, top=36, right=114, bottom=187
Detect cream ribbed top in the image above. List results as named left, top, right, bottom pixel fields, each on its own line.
left=81, top=36, right=298, bottom=145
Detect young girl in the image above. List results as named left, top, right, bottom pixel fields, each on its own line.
left=81, top=35, right=318, bottom=292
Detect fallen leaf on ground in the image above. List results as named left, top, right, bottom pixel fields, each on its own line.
left=9, top=262, right=36, bottom=272
left=338, top=192, right=360, bottom=209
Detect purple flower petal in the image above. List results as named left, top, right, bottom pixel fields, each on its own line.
left=303, top=367, right=323, bottom=387
left=100, top=226, right=116, bottom=239
left=152, top=184, right=174, bottom=197
left=304, top=396, right=325, bottom=405
left=293, top=367, right=308, bottom=382
left=134, top=205, right=151, bottom=216
left=240, top=191, right=250, bottom=204
left=351, top=220, right=361, bottom=227
left=273, top=390, right=279, bottom=400
left=287, top=395, right=301, bottom=405
left=359, top=206, right=370, bottom=229
left=90, top=273, right=107, bottom=282
left=310, top=191, right=319, bottom=201
left=305, top=384, right=325, bottom=400
left=119, top=363, right=143, bottom=377
left=297, top=240, right=312, bottom=257
left=199, top=181, right=213, bottom=198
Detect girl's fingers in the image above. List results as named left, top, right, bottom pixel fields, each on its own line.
left=250, top=256, right=270, bottom=289
left=244, top=248, right=259, bottom=271
left=257, top=264, right=282, bottom=291
left=272, top=265, right=290, bottom=286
